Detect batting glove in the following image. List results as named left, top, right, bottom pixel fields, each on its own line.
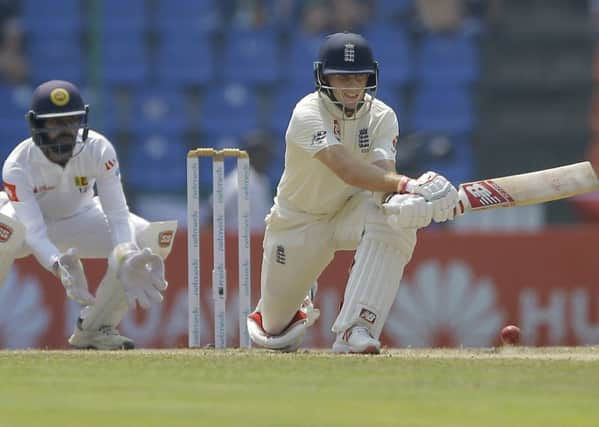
left=382, top=193, right=433, bottom=229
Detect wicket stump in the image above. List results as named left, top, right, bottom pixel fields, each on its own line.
left=187, top=148, right=251, bottom=349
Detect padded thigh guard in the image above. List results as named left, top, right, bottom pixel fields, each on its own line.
left=136, top=220, right=178, bottom=259
left=0, top=213, right=25, bottom=287
left=331, top=206, right=417, bottom=339
left=81, top=220, right=177, bottom=331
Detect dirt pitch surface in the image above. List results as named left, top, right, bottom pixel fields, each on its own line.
left=162, top=346, right=599, bottom=361
left=377, top=346, right=599, bottom=361
left=3, top=346, right=598, bottom=361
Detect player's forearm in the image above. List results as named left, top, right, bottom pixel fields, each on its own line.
left=316, top=146, right=405, bottom=193
left=28, top=229, right=61, bottom=272
left=344, top=163, right=403, bottom=193
left=11, top=199, right=60, bottom=270
left=97, top=178, right=135, bottom=246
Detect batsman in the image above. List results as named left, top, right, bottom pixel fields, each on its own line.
left=247, top=32, right=461, bottom=353
left=0, top=80, right=177, bottom=350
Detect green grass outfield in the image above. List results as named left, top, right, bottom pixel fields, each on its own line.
left=1, top=347, right=598, bottom=427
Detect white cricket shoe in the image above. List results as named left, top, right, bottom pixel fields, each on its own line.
left=332, top=325, right=381, bottom=354
left=68, top=319, right=135, bottom=350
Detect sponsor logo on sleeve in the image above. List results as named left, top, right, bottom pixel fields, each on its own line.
left=311, top=130, right=327, bottom=146
left=104, top=159, right=117, bottom=171
left=3, top=182, right=18, bottom=202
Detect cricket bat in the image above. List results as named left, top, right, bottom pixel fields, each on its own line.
left=457, top=161, right=599, bottom=213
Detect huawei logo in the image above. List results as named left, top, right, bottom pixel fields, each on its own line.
left=386, top=260, right=504, bottom=347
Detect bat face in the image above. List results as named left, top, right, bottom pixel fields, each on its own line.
left=457, top=161, right=599, bottom=213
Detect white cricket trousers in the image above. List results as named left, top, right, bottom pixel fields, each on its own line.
left=258, top=192, right=370, bottom=334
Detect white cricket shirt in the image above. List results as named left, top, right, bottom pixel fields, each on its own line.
left=272, top=91, right=399, bottom=220
left=2, top=130, right=134, bottom=269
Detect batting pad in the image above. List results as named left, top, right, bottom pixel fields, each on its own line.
left=137, top=220, right=178, bottom=260
left=81, top=248, right=129, bottom=331
left=331, top=223, right=416, bottom=339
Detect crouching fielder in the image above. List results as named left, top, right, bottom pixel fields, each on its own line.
left=247, top=32, right=460, bottom=353
left=0, top=80, right=177, bottom=350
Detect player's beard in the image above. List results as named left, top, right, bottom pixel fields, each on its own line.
left=42, top=132, right=76, bottom=166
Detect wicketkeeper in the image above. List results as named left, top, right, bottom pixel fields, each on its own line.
left=0, top=80, right=177, bottom=350
left=247, top=32, right=461, bottom=353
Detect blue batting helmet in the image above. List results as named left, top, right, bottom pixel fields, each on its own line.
left=313, top=32, right=378, bottom=94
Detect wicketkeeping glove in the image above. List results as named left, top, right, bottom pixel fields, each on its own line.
left=113, top=243, right=168, bottom=309
left=54, top=248, right=95, bottom=306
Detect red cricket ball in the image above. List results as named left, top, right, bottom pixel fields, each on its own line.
left=500, top=325, right=521, bottom=345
